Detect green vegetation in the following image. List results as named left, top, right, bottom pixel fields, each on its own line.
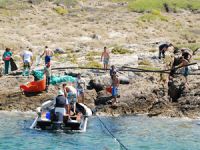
left=138, top=59, right=152, bottom=66
left=85, top=61, right=102, bottom=68
left=138, top=66, right=161, bottom=71
left=111, top=47, right=132, bottom=54
left=139, top=10, right=168, bottom=22
left=68, top=53, right=77, bottom=64
left=54, top=6, right=68, bottom=15
left=128, top=0, right=200, bottom=12
left=86, top=51, right=101, bottom=57
left=85, top=51, right=101, bottom=62
left=177, top=43, right=200, bottom=52
left=0, top=0, right=28, bottom=9
left=193, top=56, right=200, bottom=61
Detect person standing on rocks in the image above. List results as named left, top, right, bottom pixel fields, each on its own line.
left=112, top=72, right=119, bottom=105
left=110, top=65, right=117, bottom=79
left=2, top=48, right=12, bottom=75
left=40, top=46, right=54, bottom=65
left=158, top=43, right=173, bottom=59
left=76, top=73, right=86, bottom=104
left=181, top=48, right=192, bottom=62
left=101, top=47, right=110, bottom=70
left=21, top=48, right=33, bottom=76
left=44, top=62, right=51, bottom=92
left=179, top=56, right=189, bottom=84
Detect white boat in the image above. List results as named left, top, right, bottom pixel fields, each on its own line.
left=30, top=100, right=92, bottom=132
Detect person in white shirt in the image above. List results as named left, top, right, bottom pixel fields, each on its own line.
left=76, top=73, right=86, bottom=103
left=21, top=48, right=33, bottom=75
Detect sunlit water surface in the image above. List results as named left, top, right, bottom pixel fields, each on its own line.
left=0, top=112, right=200, bottom=150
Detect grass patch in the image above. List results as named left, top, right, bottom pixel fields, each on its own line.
left=85, top=60, right=102, bottom=68
left=54, top=6, right=68, bottom=15
left=139, top=10, right=168, bottom=22
left=128, top=0, right=200, bottom=12
left=138, top=66, right=161, bottom=71
left=111, top=47, right=132, bottom=54
left=138, top=59, right=152, bottom=66
left=86, top=51, right=101, bottom=57
left=68, top=53, right=77, bottom=64
left=177, top=43, right=200, bottom=52
left=193, top=56, right=200, bottom=61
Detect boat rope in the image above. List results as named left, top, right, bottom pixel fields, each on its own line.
left=97, top=116, right=129, bottom=150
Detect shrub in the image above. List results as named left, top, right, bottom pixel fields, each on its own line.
left=138, top=59, right=152, bottom=66
left=139, top=10, right=168, bottom=22
left=54, top=6, right=68, bottom=15
left=111, top=47, right=132, bottom=54
left=86, top=51, right=101, bottom=57
left=128, top=0, right=200, bottom=12
left=177, top=43, right=200, bottom=52
left=85, top=60, right=102, bottom=68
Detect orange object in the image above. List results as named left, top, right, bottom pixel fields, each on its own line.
left=106, top=86, right=112, bottom=94
left=20, top=76, right=46, bottom=93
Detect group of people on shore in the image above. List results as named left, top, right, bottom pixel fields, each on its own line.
left=158, top=43, right=192, bottom=85
left=1, top=43, right=192, bottom=107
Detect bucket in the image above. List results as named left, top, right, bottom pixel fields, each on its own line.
left=45, top=112, right=51, bottom=120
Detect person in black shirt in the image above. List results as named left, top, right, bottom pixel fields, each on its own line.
left=181, top=49, right=192, bottom=61
left=158, top=43, right=173, bottom=59
left=110, top=65, right=117, bottom=79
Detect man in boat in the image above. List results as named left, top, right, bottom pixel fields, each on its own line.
left=63, top=84, right=77, bottom=114
left=40, top=46, right=54, bottom=65
left=112, top=72, right=119, bottom=105
left=76, top=73, right=86, bottom=104
left=54, top=89, right=70, bottom=120
left=181, top=48, right=192, bottom=62
left=101, top=47, right=110, bottom=70
left=158, top=43, right=173, bottom=59
left=21, top=48, right=33, bottom=76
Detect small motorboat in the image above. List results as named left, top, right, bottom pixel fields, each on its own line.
left=30, top=100, right=92, bottom=132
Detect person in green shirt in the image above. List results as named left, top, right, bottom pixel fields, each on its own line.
left=2, top=48, right=12, bottom=75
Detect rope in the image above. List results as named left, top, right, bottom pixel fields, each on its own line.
left=97, top=116, right=129, bottom=150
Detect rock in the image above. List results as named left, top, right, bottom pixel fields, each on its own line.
left=84, top=89, right=97, bottom=110
left=54, top=48, right=65, bottom=54
left=119, top=76, right=130, bottom=84
left=87, top=80, right=104, bottom=92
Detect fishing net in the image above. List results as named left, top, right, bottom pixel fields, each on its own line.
left=31, top=70, right=44, bottom=81
left=50, top=75, right=76, bottom=85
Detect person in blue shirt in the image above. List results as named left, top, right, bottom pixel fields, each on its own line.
left=2, top=48, right=12, bottom=75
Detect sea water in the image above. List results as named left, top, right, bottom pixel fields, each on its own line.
left=0, top=112, right=200, bottom=150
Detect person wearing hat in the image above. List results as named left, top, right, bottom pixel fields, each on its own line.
left=55, top=88, right=69, bottom=116
left=63, top=84, right=77, bottom=114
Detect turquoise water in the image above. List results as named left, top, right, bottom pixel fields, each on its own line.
left=0, top=112, right=200, bottom=150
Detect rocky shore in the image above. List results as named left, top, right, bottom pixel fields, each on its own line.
left=0, top=0, right=199, bottom=118
left=0, top=67, right=200, bottom=119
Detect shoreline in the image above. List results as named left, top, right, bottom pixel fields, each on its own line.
left=1, top=110, right=199, bottom=121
